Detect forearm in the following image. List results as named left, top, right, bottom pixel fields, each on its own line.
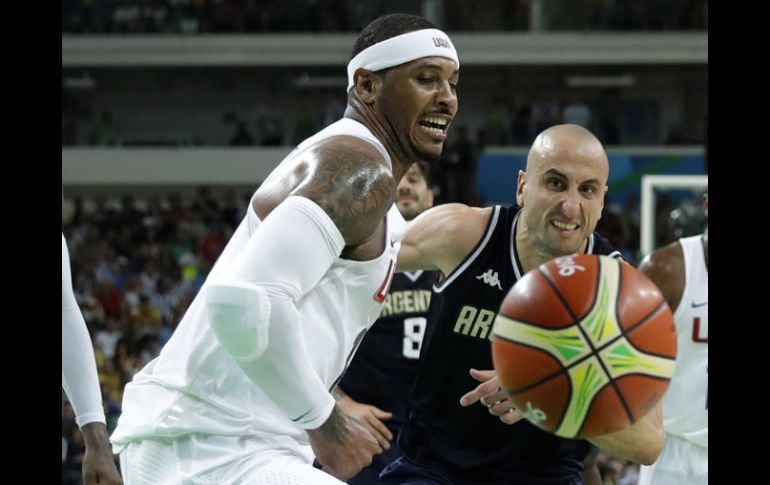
left=587, top=404, right=664, bottom=465
left=332, top=385, right=352, bottom=403
left=224, top=296, right=336, bottom=429
left=307, top=404, right=352, bottom=444
left=62, top=235, right=106, bottom=428
left=62, top=306, right=107, bottom=427
left=206, top=196, right=343, bottom=429
left=332, top=386, right=365, bottom=415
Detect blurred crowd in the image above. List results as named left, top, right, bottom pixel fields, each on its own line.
left=63, top=0, right=707, bottom=34
left=61, top=188, right=245, bottom=482
left=63, top=93, right=706, bottom=148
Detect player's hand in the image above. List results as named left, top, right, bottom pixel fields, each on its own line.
left=459, top=368, right=524, bottom=425
left=80, top=423, right=123, bottom=485
left=308, top=405, right=383, bottom=480
left=337, top=395, right=393, bottom=449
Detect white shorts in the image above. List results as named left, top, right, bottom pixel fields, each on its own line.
left=118, top=433, right=345, bottom=485
left=638, top=433, right=707, bottom=485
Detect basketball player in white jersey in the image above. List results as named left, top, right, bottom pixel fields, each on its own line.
left=110, top=13, right=460, bottom=484
left=62, top=234, right=123, bottom=485
left=637, top=194, right=708, bottom=484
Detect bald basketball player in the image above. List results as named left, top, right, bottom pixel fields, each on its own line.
left=382, top=124, right=664, bottom=485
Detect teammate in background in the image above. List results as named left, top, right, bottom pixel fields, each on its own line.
left=110, top=13, right=460, bottom=484
left=336, top=161, right=436, bottom=484
left=62, top=233, right=123, bottom=485
left=383, top=124, right=664, bottom=484
left=637, top=194, right=708, bottom=485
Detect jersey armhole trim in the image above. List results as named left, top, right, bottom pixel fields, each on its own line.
left=433, top=206, right=501, bottom=293
left=672, top=236, right=706, bottom=321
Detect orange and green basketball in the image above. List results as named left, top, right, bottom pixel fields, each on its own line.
left=491, top=254, right=677, bottom=439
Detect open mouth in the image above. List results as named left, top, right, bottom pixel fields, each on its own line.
left=418, top=116, right=449, bottom=136
left=551, top=220, right=580, bottom=231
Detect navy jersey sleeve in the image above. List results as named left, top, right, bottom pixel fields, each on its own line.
left=590, top=232, right=624, bottom=260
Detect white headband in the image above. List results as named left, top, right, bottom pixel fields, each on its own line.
left=346, top=28, right=460, bottom=91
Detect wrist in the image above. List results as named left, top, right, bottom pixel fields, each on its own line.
left=336, top=394, right=354, bottom=406
left=80, top=422, right=111, bottom=447
left=308, top=405, right=349, bottom=444
left=332, top=386, right=350, bottom=401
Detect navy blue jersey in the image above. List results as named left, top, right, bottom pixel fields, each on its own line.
left=397, top=205, right=621, bottom=484
left=340, top=270, right=437, bottom=435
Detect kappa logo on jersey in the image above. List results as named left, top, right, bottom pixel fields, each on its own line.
left=554, top=255, right=586, bottom=277
left=476, top=269, right=503, bottom=290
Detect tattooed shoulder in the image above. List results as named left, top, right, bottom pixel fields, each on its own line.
left=294, top=136, right=396, bottom=246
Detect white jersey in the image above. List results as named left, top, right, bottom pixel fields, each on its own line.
left=111, top=118, right=407, bottom=450
left=662, top=235, right=708, bottom=448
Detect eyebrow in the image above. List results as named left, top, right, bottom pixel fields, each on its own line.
left=415, top=62, right=459, bottom=76
left=543, top=168, right=601, bottom=186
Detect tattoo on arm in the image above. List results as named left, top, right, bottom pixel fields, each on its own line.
left=318, top=405, right=352, bottom=445
left=296, top=140, right=395, bottom=245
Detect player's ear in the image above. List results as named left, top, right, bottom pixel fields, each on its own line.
left=354, top=69, right=380, bottom=104
left=515, top=170, right=526, bottom=206
left=597, top=188, right=608, bottom=220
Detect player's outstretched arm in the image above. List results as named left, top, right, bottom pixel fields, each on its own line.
left=587, top=400, right=664, bottom=465
left=462, top=367, right=664, bottom=464
left=398, top=204, right=490, bottom=274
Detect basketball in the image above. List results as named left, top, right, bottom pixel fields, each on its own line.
left=491, top=254, right=677, bottom=439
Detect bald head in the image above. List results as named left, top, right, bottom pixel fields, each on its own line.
left=515, top=123, right=610, bottom=263
left=526, top=124, right=609, bottom=183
